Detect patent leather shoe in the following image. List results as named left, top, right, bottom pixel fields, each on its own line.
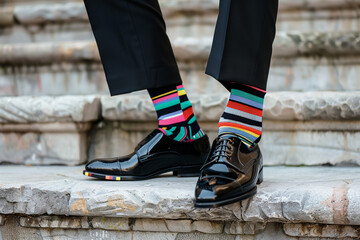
left=83, top=129, right=210, bottom=180
left=194, top=133, right=263, bottom=208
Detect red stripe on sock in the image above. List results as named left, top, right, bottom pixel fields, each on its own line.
left=227, top=101, right=263, bottom=116
left=218, top=122, right=262, bottom=135
left=243, top=84, right=267, bottom=93
left=183, top=107, right=194, bottom=120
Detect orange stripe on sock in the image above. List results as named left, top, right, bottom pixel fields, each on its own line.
left=183, top=107, right=194, bottom=120
left=218, top=122, right=262, bottom=135
left=227, top=101, right=263, bottom=116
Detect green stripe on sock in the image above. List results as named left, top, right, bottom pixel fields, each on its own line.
left=231, top=89, right=264, bottom=104
left=174, top=127, right=186, bottom=141
left=154, top=99, right=180, bottom=111
left=164, top=129, right=174, bottom=136
left=188, top=115, right=196, bottom=124
left=180, top=100, right=192, bottom=109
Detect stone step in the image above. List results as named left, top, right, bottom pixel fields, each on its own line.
left=0, top=92, right=359, bottom=166
left=0, top=95, right=100, bottom=165
left=1, top=32, right=360, bottom=96
left=0, top=165, right=359, bottom=239
left=2, top=33, right=359, bottom=64
left=0, top=0, right=358, bottom=34
left=93, top=91, right=360, bottom=167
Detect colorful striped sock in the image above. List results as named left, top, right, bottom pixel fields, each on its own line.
left=148, top=84, right=204, bottom=142
left=219, top=83, right=266, bottom=147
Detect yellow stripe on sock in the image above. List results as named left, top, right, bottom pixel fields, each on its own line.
left=219, top=126, right=260, bottom=138
left=116, top=177, right=121, bottom=181
left=177, top=89, right=186, bottom=96
left=151, top=89, right=177, bottom=100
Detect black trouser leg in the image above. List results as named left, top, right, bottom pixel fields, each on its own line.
left=83, top=0, right=182, bottom=95
left=206, top=0, right=279, bottom=90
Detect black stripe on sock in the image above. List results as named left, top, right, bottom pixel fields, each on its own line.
left=157, top=104, right=182, bottom=117
left=229, top=83, right=266, bottom=98
left=148, top=84, right=178, bottom=98
left=222, top=112, right=262, bottom=127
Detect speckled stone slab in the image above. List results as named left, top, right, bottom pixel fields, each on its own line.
left=0, top=166, right=359, bottom=226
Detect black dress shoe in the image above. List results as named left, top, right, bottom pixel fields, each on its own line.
left=83, top=129, right=210, bottom=180
left=194, top=133, right=263, bottom=208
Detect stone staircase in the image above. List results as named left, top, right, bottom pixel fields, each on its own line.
left=0, top=0, right=359, bottom=239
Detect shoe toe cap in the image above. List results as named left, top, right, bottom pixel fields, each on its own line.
left=85, top=159, right=121, bottom=174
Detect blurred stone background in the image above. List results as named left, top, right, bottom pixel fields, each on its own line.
left=0, top=0, right=359, bottom=166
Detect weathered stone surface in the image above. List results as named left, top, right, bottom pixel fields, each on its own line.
left=20, top=216, right=89, bottom=229
left=134, top=219, right=169, bottom=232
left=267, top=57, right=360, bottom=92
left=91, top=217, right=130, bottom=231
left=2, top=33, right=360, bottom=65
left=0, top=165, right=360, bottom=226
left=0, top=63, right=109, bottom=96
left=191, top=220, right=224, bottom=234
left=2, top=57, right=360, bottom=96
left=277, top=10, right=360, bottom=32
left=260, top=130, right=360, bottom=166
left=13, top=2, right=88, bottom=25
left=274, top=32, right=360, bottom=57
left=5, top=0, right=359, bottom=27
left=283, top=223, right=360, bottom=238
left=224, top=222, right=267, bottom=235
left=165, top=220, right=193, bottom=233
left=279, top=0, right=360, bottom=11
left=100, top=92, right=360, bottom=122
left=0, top=96, right=100, bottom=165
left=263, top=91, right=360, bottom=121
left=3, top=215, right=360, bottom=239
left=0, top=96, right=100, bottom=123
left=2, top=56, right=360, bottom=96
left=0, top=41, right=99, bottom=65
left=0, top=7, right=14, bottom=26
left=0, top=130, right=89, bottom=165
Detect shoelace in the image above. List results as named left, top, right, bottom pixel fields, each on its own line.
left=200, top=137, right=245, bottom=175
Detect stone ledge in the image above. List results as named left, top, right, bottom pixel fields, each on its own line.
left=0, top=166, right=359, bottom=226
left=0, top=96, right=100, bottom=165
left=1, top=0, right=358, bottom=26
left=101, top=92, right=360, bottom=122
left=2, top=215, right=359, bottom=239
left=0, top=215, right=354, bottom=238
left=0, top=95, right=100, bottom=123
left=1, top=33, right=360, bottom=65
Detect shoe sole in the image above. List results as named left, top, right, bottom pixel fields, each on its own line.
left=194, top=168, right=263, bottom=208
left=83, top=164, right=203, bottom=181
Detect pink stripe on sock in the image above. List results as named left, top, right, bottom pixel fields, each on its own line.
left=176, top=84, right=184, bottom=89
left=152, top=93, right=179, bottom=104
left=158, top=128, right=167, bottom=135
left=243, top=84, right=266, bottom=93
left=159, top=115, right=185, bottom=125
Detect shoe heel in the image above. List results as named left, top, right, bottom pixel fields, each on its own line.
left=174, top=165, right=201, bottom=177
left=257, top=167, right=263, bottom=185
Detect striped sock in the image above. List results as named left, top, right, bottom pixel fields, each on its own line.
left=219, top=83, right=266, bottom=147
left=148, top=84, right=204, bottom=142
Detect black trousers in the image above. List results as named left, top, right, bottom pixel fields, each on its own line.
left=84, top=0, right=278, bottom=95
